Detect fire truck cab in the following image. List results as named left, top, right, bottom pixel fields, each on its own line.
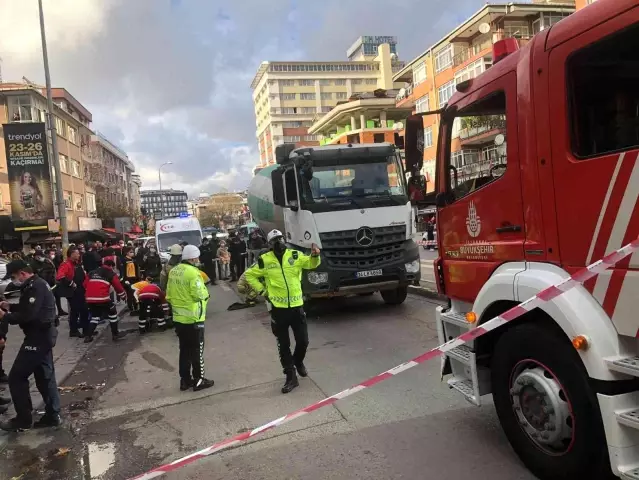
left=406, top=1, right=639, bottom=478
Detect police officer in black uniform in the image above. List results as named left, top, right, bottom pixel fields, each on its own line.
left=0, top=260, right=62, bottom=431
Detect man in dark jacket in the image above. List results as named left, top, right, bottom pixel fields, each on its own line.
left=198, top=237, right=217, bottom=285
left=248, top=230, right=267, bottom=265
left=82, top=243, right=102, bottom=274
left=0, top=260, right=61, bottom=431
left=55, top=247, right=88, bottom=338
left=142, top=246, right=162, bottom=282
left=30, top=249, right=56, bottom=287
left=228, top=233, right=247, bottom=282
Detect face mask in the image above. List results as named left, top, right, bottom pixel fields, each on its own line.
left=272, top=239, right=286, bottom=254
left=149, top=248, right=156, bottom=254
left=50, top=254, right=55, bottom=259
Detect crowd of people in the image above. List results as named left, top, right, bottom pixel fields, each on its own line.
left=0, top=226, right=317, bottom=432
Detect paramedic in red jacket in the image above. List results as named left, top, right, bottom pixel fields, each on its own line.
left=55, top=247, right=88, bottom=338
left=84, top=260, right=126, bottom=343
left=136, top=278, right=170, bottom=333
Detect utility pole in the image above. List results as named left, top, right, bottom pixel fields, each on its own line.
left=38, top=0, right=68, bottom=247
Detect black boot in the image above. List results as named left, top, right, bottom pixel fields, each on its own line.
left=110, top=322, right=124, bottom=341
left=0, top=417, right=32, bottom=432
left=34, top=413, right=62, bottom=428
left=192, top=378, right=214, bottom=392
left=0, top=372, right=8, bottom=384
left=69, top=330, right=83, bottom=338
left=0, top=396, right=11, bottom=406
left=180, top=378, right=193, bottom=391
left=281, top=370, right=299, bottom=394
left=295, top=362, right=308, bottom=377
left=83, top=335, right=94, bottom=343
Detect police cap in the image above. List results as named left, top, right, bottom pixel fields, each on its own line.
left=3, top=259, right=31, bottom=280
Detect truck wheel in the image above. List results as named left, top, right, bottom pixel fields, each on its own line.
left=491, top=324, right=612, bottom=480
left=380, top=286, right=408, bottom=305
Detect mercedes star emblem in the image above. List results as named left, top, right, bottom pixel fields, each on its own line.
left=355, top=227, right=374, bottom=247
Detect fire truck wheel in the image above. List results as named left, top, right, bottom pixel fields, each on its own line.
left=380, top=286, right=408, bottom=305
left=491, top=323, right=612, bottom=480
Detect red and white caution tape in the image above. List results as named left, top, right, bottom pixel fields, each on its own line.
left=417, top=240, right=437, bottom=248
left=129, top=236, right=639, bottom=480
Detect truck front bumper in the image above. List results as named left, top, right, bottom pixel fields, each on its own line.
left=302, top=240, right=421, bottom=298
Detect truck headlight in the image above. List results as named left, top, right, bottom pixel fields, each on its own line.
left=307, top=272, right=328, bottom=284
left=405, top=259, right=420, bottom=273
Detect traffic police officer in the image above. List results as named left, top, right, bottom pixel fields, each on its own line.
left=166, top=244, right=215, bottom=392
left=245, top=229, right=321, bottom=393
left=0, top=260, right=61, bottom=431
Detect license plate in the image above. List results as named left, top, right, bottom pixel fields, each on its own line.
left=356, top=269, right=382, bottom=278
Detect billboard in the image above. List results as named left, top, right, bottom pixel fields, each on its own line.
left=2, top=123, right=54, bottom=231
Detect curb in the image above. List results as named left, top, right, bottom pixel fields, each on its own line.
left=408, top=285, right=448, bottom=303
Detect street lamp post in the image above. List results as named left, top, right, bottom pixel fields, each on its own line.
left=158, top=162, right=172, bottom=219
left=38, top=0, right=68, bottom=247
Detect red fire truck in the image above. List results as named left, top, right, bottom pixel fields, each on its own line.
left=405, top=1, right=639, bottom=478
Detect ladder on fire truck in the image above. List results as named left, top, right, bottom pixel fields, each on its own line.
left=440, top=308, right=639, bottom=479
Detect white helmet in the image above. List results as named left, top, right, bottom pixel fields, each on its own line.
left=169, top=244, right=183, bottom=256
left=267, top=229, right=284, bottom=243
left=182, top=244, right=201, bottom=261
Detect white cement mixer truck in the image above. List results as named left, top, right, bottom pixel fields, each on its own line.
left=247, top=143, right=421, bottom=305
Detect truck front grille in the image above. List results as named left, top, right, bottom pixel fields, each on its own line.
left=319, top=225, right=406, bottom=269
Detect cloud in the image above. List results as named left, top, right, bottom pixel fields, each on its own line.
left=0, top=0, right=480, bottom=197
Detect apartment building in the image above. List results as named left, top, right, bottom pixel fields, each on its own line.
left=141, top=189, right=188, bottom=219
left=576, top=0, right=597, bottom=9
left=393, top=1, right=575, bottom=191
left=0, top=83, right=95, bottom=232
left=84, top=131, right=139, bottom=214
left=251, top=36, right=405, bottom=168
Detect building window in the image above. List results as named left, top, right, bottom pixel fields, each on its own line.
left=300, top=107, right=316, bottom=114
left=435, top=45, right=453, bottom=72
left=352, top=79, right=363, bottom=85
left=320, top=106, right=332, bottom=113
left=75, top=193, right=84, bottom=211
left=63, top=191, right=72, bottom=210
left=8, top=95, right=35, bottom=122
left=281, top=107, right=296, bottom=114
left=280, top=93, right=296, bottom=100
left=68, top=125, right=78, bottom=145
left=424, top=126, right=433, bottom=148
left=86, top=192, right=96, bottom=213
left=415, top=95, right=429, bottom=114
left=568, top=21, right=639, bottom=158
left=334, top=79, right=347, bottom=86
left=503, top=22, right=531, bottom=40
left=71, top=159, right=81, bottom=178
left=283, top=136, right=301, bottom=142
left=279, top=79, right=295, bottom=86
left=319, top=79, right=332, bottom=86
left=336, top=92, right=347, bottom=100
left=455, top=59, right=486, bottom=83
left=59, top=154, right=69, bottom=173
left=438, top=80, right=456, bottom=107
left=55, top=116, right=66, bottom=137
left=365, top=79, right=377, bottom=85
left=300, top=93, right=316, bottom=100
left=298, top=79, right=314, bottom=86
left=320, top=92, right=332, bottom=100
left=304, top=135, right=319, bottom=141
left=412, top=61, right=427, bottom=85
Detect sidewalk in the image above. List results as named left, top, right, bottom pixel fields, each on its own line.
left=0, top=299, right=127, bottom=446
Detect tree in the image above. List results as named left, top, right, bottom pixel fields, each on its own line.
left=96, top=197, right=140, bottom=229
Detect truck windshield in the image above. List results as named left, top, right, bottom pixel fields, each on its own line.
left=302, top=155, right=406, bottom=205
left=157, top=230, right=202, bottom=251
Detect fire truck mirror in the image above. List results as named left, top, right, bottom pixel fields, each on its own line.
left=404, top=114, right=424, bottom=175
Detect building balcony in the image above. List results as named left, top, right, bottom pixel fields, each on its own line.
left=452, top=39, right=493, bottom=68
left=458, top=116, right=506, bottom=146
left=395, top=83, right=415, bottom=108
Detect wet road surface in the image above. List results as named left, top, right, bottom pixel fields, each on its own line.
left=0, top=282, right=535, bottom=480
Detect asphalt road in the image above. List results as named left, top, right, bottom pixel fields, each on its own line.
left=0, top=282, right=536, bottom=480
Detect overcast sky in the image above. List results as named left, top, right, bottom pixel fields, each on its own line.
left=0, top=0, right=478, bottom=197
